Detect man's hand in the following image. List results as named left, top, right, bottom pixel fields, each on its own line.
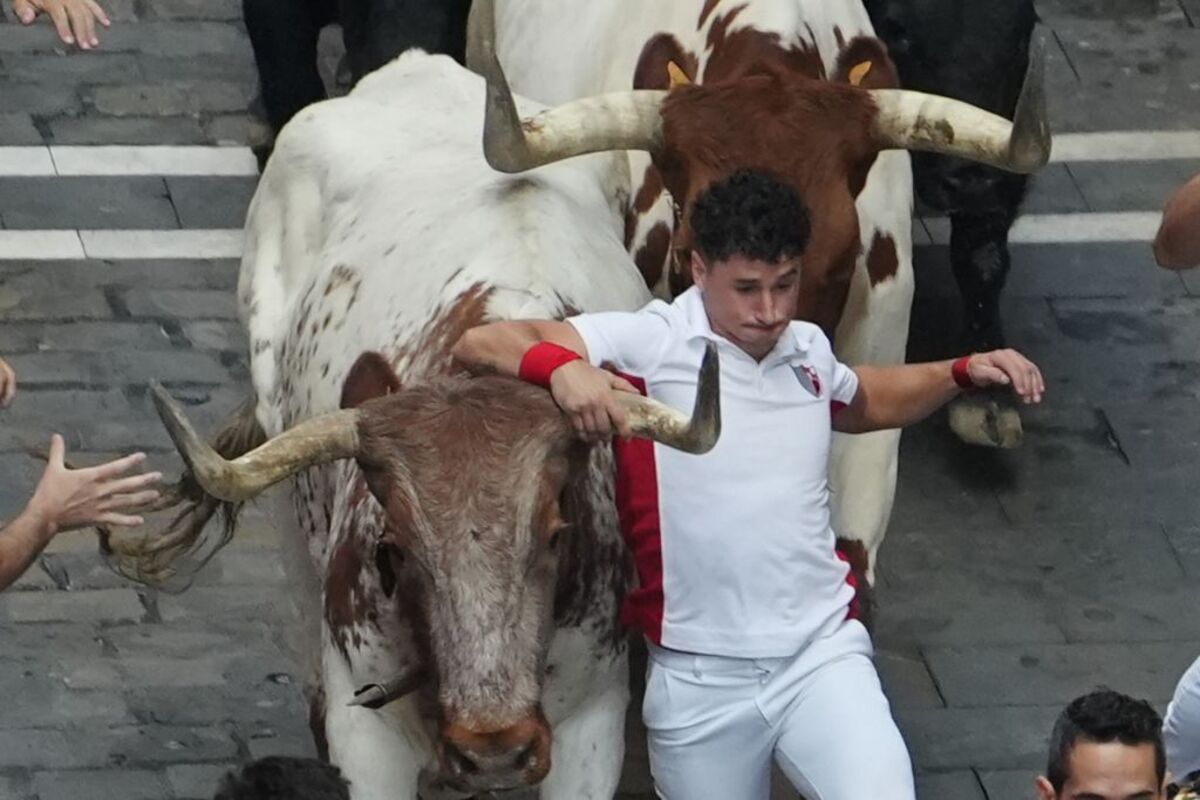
left=549, top=361, right=639, bottom=441
left=24, top=435, right=161, bottom=535
left=11, top=0, right=110, bottom=49
left=0, top=358, right=15, bottom=408
left=964, top=349, right=1045, bottom=404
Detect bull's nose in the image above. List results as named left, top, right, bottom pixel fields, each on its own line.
left=439, top=716, right=552, bottom=788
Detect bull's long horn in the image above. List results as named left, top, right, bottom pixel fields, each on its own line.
left=868, top=35, right=1051, bottom=173
left=617, top=341, right=720, bottom=454
left=476, top=0, right=665, bottom=173
left=348, top=667, right=429, bottom=709
left=150, top=382, right=359, bottom=503
left=462, top=0, right=490, bottom=76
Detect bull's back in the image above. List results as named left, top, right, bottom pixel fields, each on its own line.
left=240, top=51, right=648, bottom=432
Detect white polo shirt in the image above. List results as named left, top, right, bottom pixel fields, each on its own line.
left=568, top=286, right=860, bottom=658
left=1166, top=655, right=1200, bottom=781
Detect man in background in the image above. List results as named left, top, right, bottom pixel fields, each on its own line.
left=1036, top=689, right=1166, bottom=800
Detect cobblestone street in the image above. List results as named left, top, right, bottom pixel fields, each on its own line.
left=0, top=0, right=1198, bottom=798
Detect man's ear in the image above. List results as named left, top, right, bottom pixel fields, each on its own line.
left=690, top=250, right=709, bottom=290
left=1034, top=775, right=1057, bottom=800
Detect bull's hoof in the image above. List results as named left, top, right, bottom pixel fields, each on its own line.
left=948, top=394, right=1022, bottom=449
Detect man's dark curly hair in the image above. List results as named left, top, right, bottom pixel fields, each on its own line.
left=214, top=757, right=351, bottom=800
left=1045, top=689, right=1165, bottom=793
left=689, top=169, right=811, bottom=265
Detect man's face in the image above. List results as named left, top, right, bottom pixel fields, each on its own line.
left=691, top=251, right=801, bottom=360
left=1036, top=741, right=1164, bottom=800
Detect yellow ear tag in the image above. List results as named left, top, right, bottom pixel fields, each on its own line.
left=849, top=61, right=872, bottom=86
left=667, top=61, right=692, bottom=89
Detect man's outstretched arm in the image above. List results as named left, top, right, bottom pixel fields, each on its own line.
left=1154, top=172, right=1200, bottom=270
left=834, top=349, right=1044, bottom=434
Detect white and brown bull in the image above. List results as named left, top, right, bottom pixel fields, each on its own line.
left=469, top=0, right=1050, bottom=585
left=119, top=13, right=1047, bottom=796
left=117, top=53, right=718, bottom=799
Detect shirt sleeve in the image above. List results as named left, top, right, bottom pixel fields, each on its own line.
left=1166, top=655, right=1200, bottom=781
left=566, top=303, right=672, bottom=376
left=830, top=358, right=860, bottom=406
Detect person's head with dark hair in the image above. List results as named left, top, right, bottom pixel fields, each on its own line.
left=214, top=756, right=351, bottom=800
left=687, top=169, right=812, bottom=361
left=1036, top=689, right=1166, bottom=800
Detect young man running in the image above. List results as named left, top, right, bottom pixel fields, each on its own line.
left=452, top=169, right=1044, bottom=799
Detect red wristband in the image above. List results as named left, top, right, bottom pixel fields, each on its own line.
left=519, top=342, right=582, bottom=389
left=951, top=355, right=975, bottom=389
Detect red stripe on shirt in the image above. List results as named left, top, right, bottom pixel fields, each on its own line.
left=834, top=548, right=861, bottom=621
left=612, top=373, right=665, bottom=644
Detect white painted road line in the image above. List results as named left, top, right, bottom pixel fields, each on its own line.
left=921, top=211, right=1162, bottom=245
left=1051, top=131, right=1200, bottom=162
left=0, top=231, right=86, bottom=259
left=51, top=146, right=258, bottom=176
left=78, top=229, right=244, bottom=259
left=0, top=146, right=256, bottom=176
left=0, top=147, right=56, bottom=176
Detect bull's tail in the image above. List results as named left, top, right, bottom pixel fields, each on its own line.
left=101, top=400, right=267, bottom=591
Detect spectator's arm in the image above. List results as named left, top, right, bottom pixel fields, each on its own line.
left=0, top=435, right=160, bottom=591
left=10, top=0, right=110, bottom=49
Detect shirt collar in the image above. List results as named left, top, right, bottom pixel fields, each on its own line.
left=675, top=285, right=815, bottom=365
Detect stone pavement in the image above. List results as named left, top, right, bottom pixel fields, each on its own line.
left=0, top=0, right=1197, bottom=798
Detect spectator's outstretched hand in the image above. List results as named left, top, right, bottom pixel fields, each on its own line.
left=11, top=0, right=110, bottom=49
left=0, top=358, right=15, bottom=408
left=25, top=435, right=161, bottom=533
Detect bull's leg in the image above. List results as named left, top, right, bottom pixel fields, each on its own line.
left=829, top=428, right=900, bottom=587
left=321, top=636, right=427, bottom=799
left=948, top=209, right=1016, bottom=354
left=536, top=677, right=628, bottom=800
left=242, top=0, right=337, bottom=149
left=946, top=208, right=1024, bottom=449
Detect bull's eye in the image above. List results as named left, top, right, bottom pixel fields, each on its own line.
left=374, top=541, right=404, bottom=598
left=547, top=524, right=569, bottom=551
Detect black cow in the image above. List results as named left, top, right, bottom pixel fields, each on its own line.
left=243, top=0, right=472, bottom=149
left=864, top=0, right=1037, bottom=355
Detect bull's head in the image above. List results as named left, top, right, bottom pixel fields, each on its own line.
left=473, top=0, right=1050, bottom=332
left=148, top=345, right=719, bottom=792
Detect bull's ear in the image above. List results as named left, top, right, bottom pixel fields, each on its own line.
left=833, top=36, right=900, bottom=90
left=633, top=33, right=697, bottom=90
left=341, top=352, right=401, bottom=410
left=667, top=61, right=692, bottom=89
left=848, top=61, right=872, bottom=86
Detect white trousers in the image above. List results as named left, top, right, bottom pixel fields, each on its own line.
left=643, top=619, right=915, bottom=800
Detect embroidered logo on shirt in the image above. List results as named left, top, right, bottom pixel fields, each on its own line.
left=791, top=364, right=822, bottom=397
